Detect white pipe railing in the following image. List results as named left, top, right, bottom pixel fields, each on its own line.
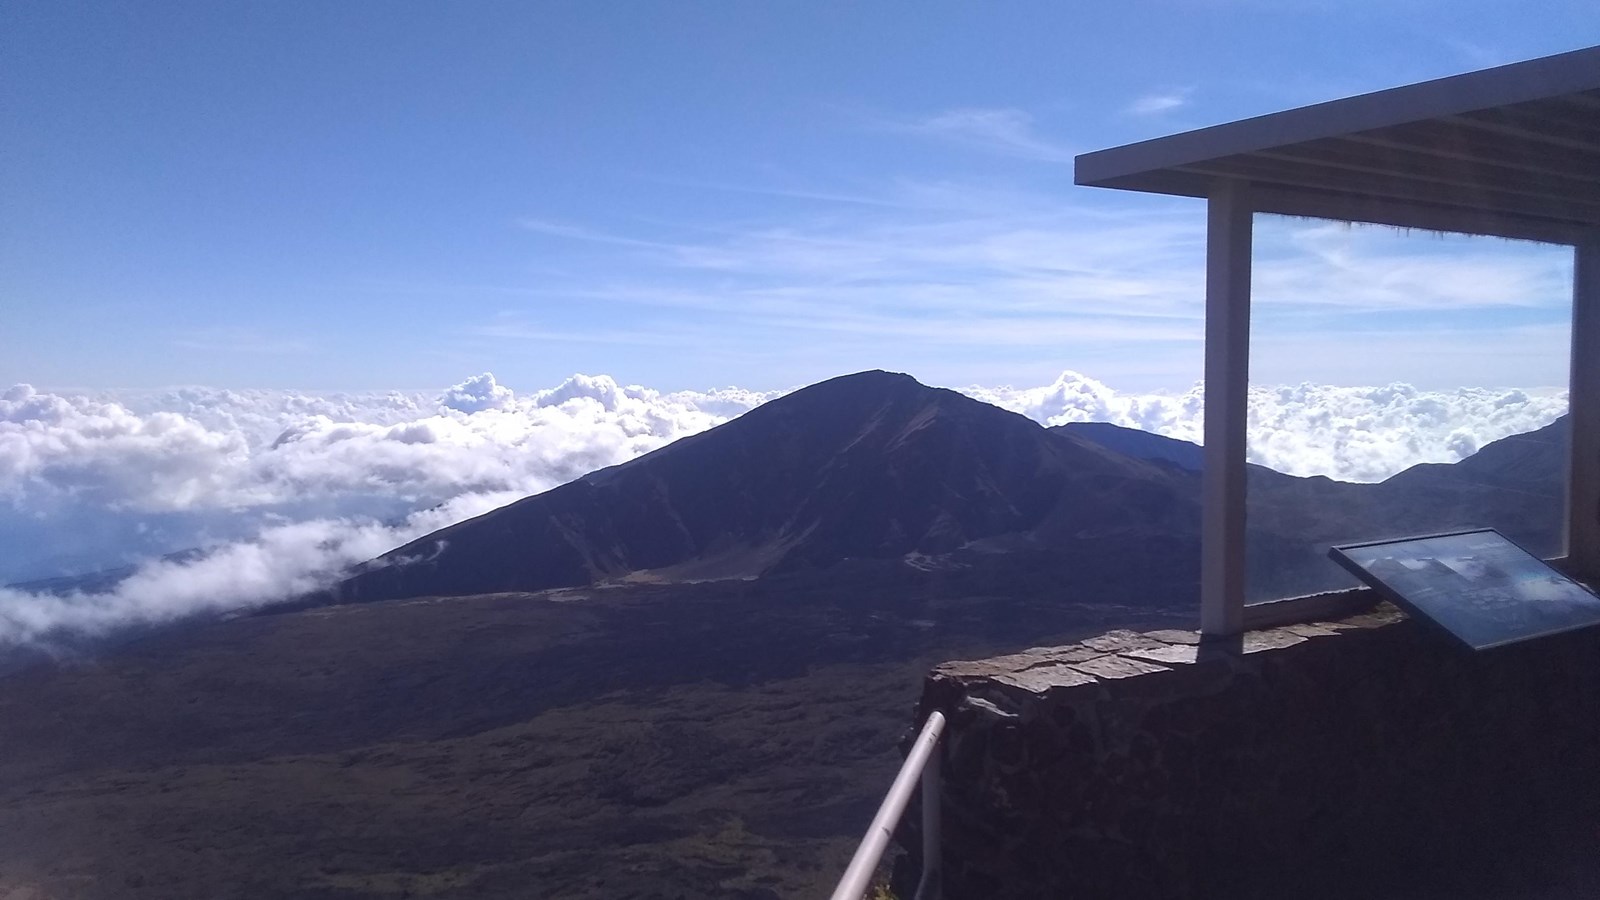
left=828, top=710, right=946, bottom=900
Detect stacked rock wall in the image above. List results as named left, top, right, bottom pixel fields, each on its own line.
left=898, top=606, right=1600, bottom=899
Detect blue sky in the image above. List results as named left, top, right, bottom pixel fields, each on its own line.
left=3, top=2, right=1593, bottom=393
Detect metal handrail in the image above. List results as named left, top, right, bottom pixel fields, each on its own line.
left=828, top=710, right=946, bottom=900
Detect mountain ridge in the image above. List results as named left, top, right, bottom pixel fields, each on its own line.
left=339, top=370, right=1566, bottom=605
left=9, top=376, right=1565, bottom=610
left=340, top=370, right=1201, bottom=602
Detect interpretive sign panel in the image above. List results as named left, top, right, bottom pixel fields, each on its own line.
left=1329, top=529, right=1600, bottom=651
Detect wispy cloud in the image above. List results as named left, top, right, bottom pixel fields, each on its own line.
left=497, top=179, right=1570, bottom=391
left=1438, top=37, right=1508, bottom=69
left=1253, top=219, right=1572, bottom=312
left=516, top=217, right=673, bottom=250
left=889, top=107, right=1077, bottom=162
left=1126, top=87, right=1194, bottom=116
left=461, top=316, right=689, bottom=346
left=622, top=175, right=921, bottom=211
left=504, top=196, right=1208, bottom=353
left=171, top=327, right=313, bottom=355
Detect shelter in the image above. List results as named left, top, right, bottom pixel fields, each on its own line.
left=1075, top=46, right=1600, bottom=636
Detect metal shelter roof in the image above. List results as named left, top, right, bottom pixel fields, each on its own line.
left=1075, top=46, right=1600, bottom=244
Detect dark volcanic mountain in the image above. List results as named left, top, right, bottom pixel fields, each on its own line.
left=342, top=371, right=1199, bottom=602
left=342, top=371, right=1567, bottom=605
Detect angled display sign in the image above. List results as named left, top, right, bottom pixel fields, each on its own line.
left=1330, top=528, right=1600, bottom=650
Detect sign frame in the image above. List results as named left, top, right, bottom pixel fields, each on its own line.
left=1328, top=527, right=1600, bottom=651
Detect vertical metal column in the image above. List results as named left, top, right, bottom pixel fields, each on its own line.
left=1201, top=179, right=1252, bottom=637
left=1569, top=233, right=1600, bottom=579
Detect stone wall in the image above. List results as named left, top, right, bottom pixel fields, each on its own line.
left=894, top=606, right=1600, bottom=899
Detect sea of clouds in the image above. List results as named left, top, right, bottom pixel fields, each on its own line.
left=0, top=370, right=1567, bottom=648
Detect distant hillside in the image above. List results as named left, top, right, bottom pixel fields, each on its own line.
left=1240, top=417, right=1564, bottom=598
left=1051, top=421, right=1204, bottom=471
left=1054, top=415, right=1565, bottom=596
left=1383, top=416, right=1565, bottom=497
left=5, top=548, right=209, bottom=597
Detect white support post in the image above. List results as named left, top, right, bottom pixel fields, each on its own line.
left=1569, top=232, right=1600, bottom=580
left=915, top=744, right=942, bottom=900
left=1201, top=180, right=1253, bottom=637
left=828, top=711, right=946, bottom=900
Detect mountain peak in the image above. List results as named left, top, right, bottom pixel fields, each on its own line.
left=338, top=370, right=1195, bottom=602
left=765, top=369, right=929, bottom=408
left=809, top=369, right=920, bottom=388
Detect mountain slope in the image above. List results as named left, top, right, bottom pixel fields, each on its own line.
left=1050, top=422, right=1204, bottom=471
left=341, top=371, right=1199, bottom=602
left=1056, top=415, right=1567, bottom=598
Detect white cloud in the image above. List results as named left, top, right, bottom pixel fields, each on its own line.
left=0, top=383, right=254, bottom=513
left=0, top=490, right=519, bottom=650
left=0, top=369, right=1569, bottom=649
left=967, top=371, right=1567, bottom=482
left=1126, top=88, right=1193, bottom=116
left=440, top=372, right=515, bottom=413
left=0, top=374, right=777, bottom=586
left=891, top=108, right=1077, bottom=162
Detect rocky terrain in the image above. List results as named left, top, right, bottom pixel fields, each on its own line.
left=0, top=566, right=1192, bottom=899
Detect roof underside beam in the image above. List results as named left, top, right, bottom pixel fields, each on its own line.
left=1175, top=169, right=1596, bottom=243
left=1449, top=100, right=1600, bottom=152
left=1339, top=127, right=1600, bottom=184
left=1243, top=186, right=1585, bottom=245
left=1253, top=140, right=1600, bottom=207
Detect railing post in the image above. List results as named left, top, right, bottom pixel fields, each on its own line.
left=914, top=741, right=942, bottom=900
left=828, top=710, right=946, bottom=900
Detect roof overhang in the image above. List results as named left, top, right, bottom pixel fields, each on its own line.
left=1075, top=46, right=1600, bottom=244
